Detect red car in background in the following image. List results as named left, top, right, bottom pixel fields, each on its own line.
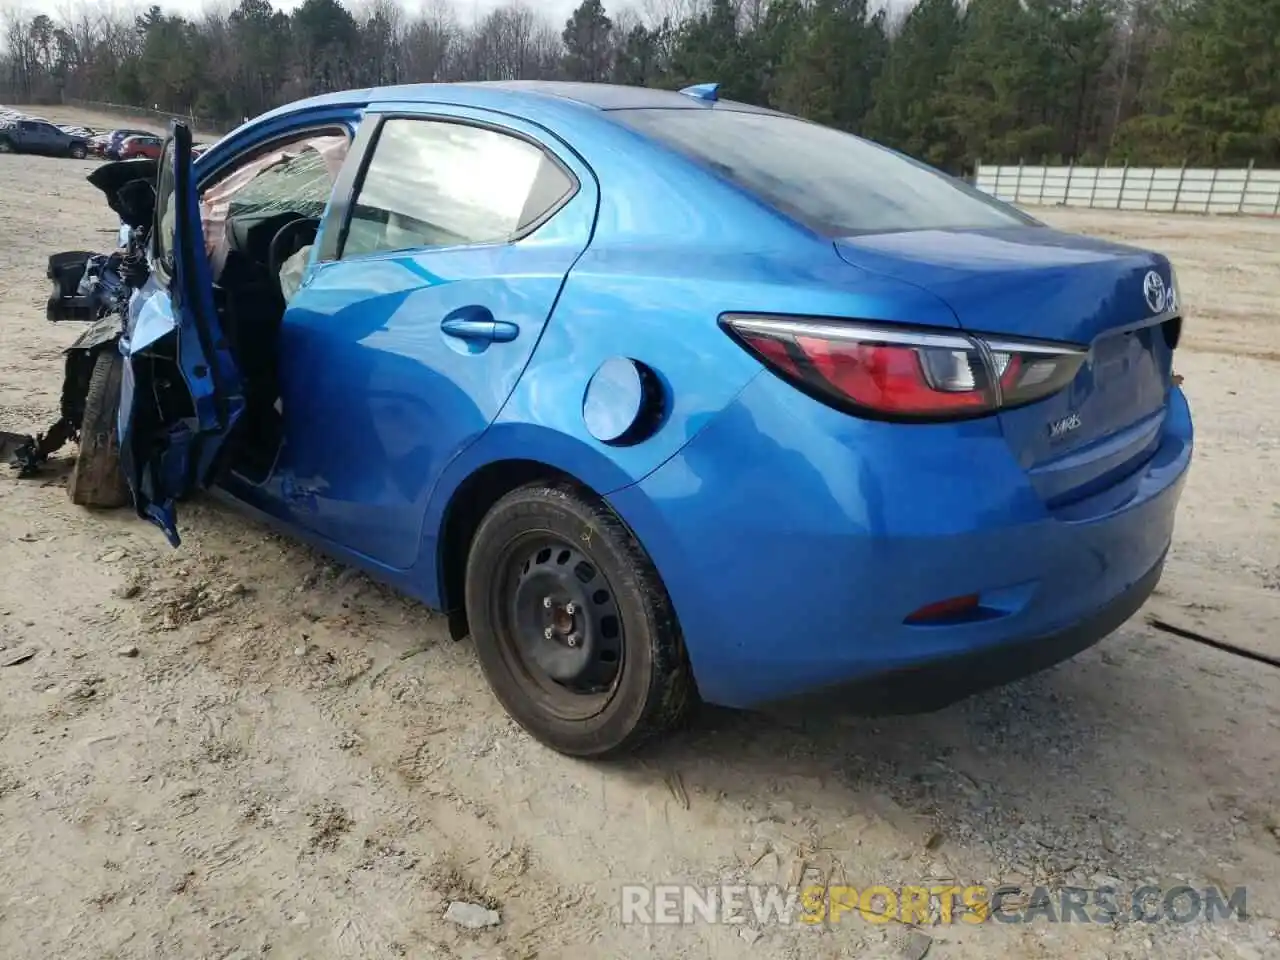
left=117, top=134, right=163, bottom=160
left=101, top=128, right=153, bottom=159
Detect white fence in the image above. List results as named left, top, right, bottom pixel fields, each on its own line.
left=975, top=162, right=1280, bottom=216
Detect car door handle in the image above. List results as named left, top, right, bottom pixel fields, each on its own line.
left=441, top=317, right=519, bottom=343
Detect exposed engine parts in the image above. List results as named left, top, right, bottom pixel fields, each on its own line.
left=3, top=164, right=154, bottom=476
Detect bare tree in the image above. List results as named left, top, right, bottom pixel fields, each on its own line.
left=398, top=0, right=459, bottom=81
left=641, top=0, right=708, bottom=28
left=3, top=5, right=41, bottom=99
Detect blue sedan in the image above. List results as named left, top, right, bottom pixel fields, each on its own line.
left=106, top=81, right=1191, bottom=757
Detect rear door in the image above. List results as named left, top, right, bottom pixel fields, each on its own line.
left=118, top=121, right=245, bottom=546
left=266, top=105, right=598, bottom=567
left=35, top=121, right=62, bottom=153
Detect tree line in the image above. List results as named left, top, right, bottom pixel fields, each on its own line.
left=2, top=0, right=1278, bottom=173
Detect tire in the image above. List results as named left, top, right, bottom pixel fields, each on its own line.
left=68, top=349, right=131, bottom=509
left=464, top=482, right=696, bottom=758
left=69, top=143, right=87, bottom=159
left=0, top=139, right=13, bottom=154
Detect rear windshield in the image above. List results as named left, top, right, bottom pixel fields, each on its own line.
left=612, top=108, right=1033, bottom=237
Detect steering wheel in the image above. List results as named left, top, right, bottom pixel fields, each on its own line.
left=267, top=217, right=319, bottom=295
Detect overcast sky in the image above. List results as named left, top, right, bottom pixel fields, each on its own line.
left=13, top=0, right=598, bottom=25
left=12, top=0, right=905, bottom=28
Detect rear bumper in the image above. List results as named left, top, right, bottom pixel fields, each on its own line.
left=609, top=374, right=1192, bottom=709
left=767, top=550, right=1164, bottom=714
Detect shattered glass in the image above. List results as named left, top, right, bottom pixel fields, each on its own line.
left=199, top=134, right=348, bottom=280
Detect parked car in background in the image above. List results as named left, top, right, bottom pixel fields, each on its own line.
left=46, top=83, right=1193, bottom=758
left=88, top=133, right=112, bottom=156
left=103, top=128, right=154, bottom=160
left=0, top=117, right=90, bottom=158
left=118, top=134, right=163, bottom=160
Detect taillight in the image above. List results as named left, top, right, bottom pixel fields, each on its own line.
left=722, top=315, right=1087, bottom=422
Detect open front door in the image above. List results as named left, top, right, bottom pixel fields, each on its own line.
left=118, top=122, right=244, bottom=547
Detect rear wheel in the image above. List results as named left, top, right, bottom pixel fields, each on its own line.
left=69, top=350, right=130, bottom=508
left=464, top=482, right=695, bottom=758
left=69, top=143, right=87, bottom=159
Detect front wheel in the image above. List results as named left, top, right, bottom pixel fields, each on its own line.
left=68, top=349, right=131, bottom=508
left=464, top=483, right=696, bottom=758
left=0, top=139, right=13, bottom=154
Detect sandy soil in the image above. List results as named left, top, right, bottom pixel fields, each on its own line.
left=0, top=156, right=1277, bottom=960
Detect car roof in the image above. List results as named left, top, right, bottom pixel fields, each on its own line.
left=217, top=81, right=787, bottom=184
left=272, top=80, right=778, bottom=118
left=454, top=81, right=776, bottom=113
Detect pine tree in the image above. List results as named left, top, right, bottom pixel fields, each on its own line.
left=561, top=0, right=613, bottom=83
left=774, top=0, right=888, bottom=132
left=866, top=0, right=963, bottom=167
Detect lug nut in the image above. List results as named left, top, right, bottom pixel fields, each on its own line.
left=543, top=597, right=552, bottom=609
left=565, top=602, right=576, bottom=615
left=566, top=635, right=578, bottom=648
left=544, top=627, right=554, bottom=639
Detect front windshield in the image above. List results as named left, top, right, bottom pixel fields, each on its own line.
left=225, top=147, right=335, bottom=220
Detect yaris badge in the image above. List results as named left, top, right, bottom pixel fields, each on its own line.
left=1049, top=412, right=1082, bottom=441
left=1143, top=271, right=1167, bottom=314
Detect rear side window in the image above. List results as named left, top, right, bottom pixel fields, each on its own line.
left=613, top=108, right=1033, bottom=237
left=342, top=118, right=575, bottom=258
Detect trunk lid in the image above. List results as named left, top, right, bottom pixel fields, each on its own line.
left=834, top=226, right=1179, bottom=506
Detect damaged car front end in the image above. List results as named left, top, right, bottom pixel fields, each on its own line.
left=9, top=120, right=313, bottom=547
left=2, top=159, right=157, bottom=491
left=5, top=122, right=247, bottom=549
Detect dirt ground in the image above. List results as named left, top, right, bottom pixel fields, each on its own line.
left=0, top=151, right=1277, bottom=960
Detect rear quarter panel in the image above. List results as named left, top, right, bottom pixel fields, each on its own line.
left=414, top=105, right=965, bottom=589
left=485, top=107, right=965, bottom=485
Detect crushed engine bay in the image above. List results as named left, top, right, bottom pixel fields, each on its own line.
left=5, top=137, right=349, bottom=491
left=1, top=159, right=156, bottom=475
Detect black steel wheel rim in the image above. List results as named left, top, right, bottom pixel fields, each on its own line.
left=492, top=532, right=626, bottom=722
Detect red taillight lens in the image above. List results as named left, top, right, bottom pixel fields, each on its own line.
left=796, top=336, right=993, bottom=416
left=723, top=315, right=1086, bottom=422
